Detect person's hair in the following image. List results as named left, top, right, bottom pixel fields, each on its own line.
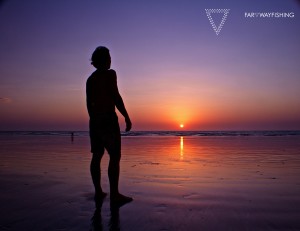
left=91, top=46, right=111, bottom=69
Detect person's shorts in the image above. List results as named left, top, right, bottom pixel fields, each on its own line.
left=89, top=112, right=121, bottom=156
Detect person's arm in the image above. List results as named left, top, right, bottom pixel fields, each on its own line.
left=86, top=78, right=93, bottom=117
left=110, top=70, right=132, bottom=132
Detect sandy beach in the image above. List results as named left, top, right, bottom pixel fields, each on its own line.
left=0, top=133, right=300, bottom=231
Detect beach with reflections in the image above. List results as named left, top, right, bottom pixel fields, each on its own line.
left=1, top=134, right=300, bottom=230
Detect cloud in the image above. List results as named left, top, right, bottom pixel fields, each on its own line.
left=0, top=97, right=12, bottom=104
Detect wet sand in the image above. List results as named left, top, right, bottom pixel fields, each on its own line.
left=0, top=135, right=300, bottom=230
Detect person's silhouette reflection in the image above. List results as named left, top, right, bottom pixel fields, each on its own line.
left=109, top=205, right=121, bottom=231
left=90, top=198, right=122, bottom=231
left=91, top=208, right=103, bottom=231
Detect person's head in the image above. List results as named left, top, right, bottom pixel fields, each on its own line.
left=91, top=46, right=111, bottom=70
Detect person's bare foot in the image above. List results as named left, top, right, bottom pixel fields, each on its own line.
left=110, top=193, right=133, bottom=207
left=95, top=191, right=107, bottom=201
left=94, top=191, right=107, bottom=209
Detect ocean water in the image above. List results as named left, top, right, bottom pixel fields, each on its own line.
left=0, top=130, right=300, bottom=137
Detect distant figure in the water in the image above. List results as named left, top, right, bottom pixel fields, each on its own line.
left=71, top=132, right=74, bottom=142
left=86, top=46, right=133, bottom=205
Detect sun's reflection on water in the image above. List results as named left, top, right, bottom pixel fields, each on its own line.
left=180, top=136, right=184, bottom=160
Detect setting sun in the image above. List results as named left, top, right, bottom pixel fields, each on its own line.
left=180, top=124, right=184, bottom=128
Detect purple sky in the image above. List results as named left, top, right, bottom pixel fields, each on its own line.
left=0, top=0, right=299, bottom=130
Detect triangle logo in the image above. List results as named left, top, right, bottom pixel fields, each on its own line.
left=205, top=9, right=230, bottom=35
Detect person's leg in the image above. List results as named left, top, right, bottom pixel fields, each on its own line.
left=106, top=135, right=132, bottom=204
left=89, top=118, right=107, bottom=199
left=102, top=114, right=132, bottom=205
left=91, top=151, right=107, bottom=199
left=108, top=153, right=132, bottom=205
left=108, top=153, right=121, bottom=196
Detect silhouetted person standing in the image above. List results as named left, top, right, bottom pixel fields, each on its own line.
left=86, top=46, right=132, bottom=205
